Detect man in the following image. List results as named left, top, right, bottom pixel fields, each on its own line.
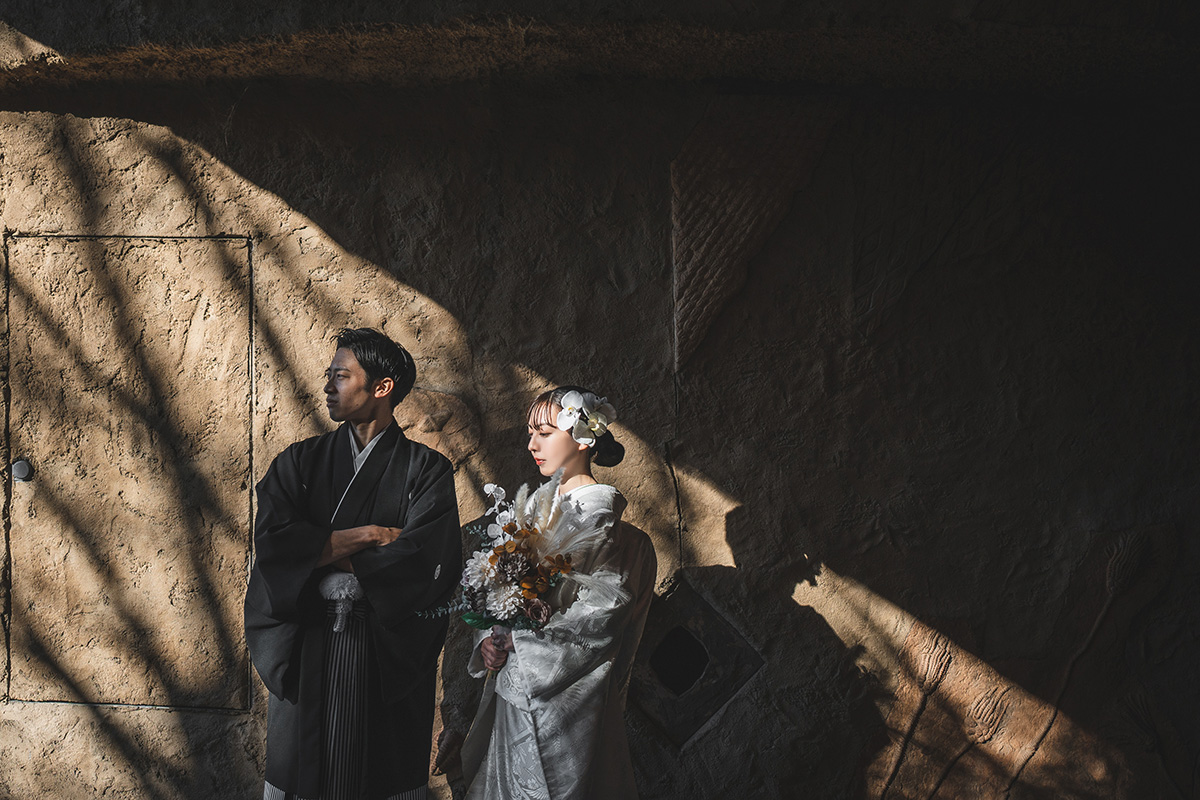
left=245, top=327, right=461, bottom=800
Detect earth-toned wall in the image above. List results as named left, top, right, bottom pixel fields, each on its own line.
left=1, top=8, right=1197, bottom=800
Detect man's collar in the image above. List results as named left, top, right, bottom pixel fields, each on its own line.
left=348, top=418, right=395, bottom=453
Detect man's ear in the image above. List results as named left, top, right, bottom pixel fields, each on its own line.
left=373, top=377, right=395, bottom=401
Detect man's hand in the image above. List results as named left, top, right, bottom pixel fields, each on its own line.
left=318, top=525, right=403, bottom=567
left=368, top=525, right=403, bottom=546
left=481, top=629, right=513, bottom=671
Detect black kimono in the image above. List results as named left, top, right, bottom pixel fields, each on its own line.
left=245, top=422, right=460, bottom=799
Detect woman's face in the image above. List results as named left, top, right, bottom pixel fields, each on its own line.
left=527, top=405, right=590, bottom=477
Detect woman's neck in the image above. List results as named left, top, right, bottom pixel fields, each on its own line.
left=558, top=467, right=597, bottom=495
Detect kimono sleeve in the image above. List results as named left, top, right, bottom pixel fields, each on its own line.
left=508, top=526, right=656, bottom=702
left=246, top=444, right=331, bottom=620
left=350, top=447, right=462, bottom=629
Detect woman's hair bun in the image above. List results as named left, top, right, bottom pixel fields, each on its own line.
left=592, top=431, right=625, bottom=467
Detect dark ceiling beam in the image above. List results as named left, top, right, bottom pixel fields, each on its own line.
left=1, top=19, right=1194, bottom=94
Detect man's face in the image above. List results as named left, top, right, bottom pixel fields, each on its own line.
left=323, top=347, right=386, bottom=422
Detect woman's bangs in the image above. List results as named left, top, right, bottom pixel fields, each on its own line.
left=527, top=395, right=558, bottom=428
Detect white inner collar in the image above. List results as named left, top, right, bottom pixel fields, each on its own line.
left=331, top=422, right=393, bottom=524
left=348, top=423, right=390, bottom=474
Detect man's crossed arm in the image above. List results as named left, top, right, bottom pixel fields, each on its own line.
left=318, top=525, right=403, bottom=571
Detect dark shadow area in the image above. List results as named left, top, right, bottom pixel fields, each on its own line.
left=670, top=92, right=1200, bottom=795
left=648, top=624, right=709, bottom=695
left=428, top=514, right=489, bottom=792
left=625, top=507, right=885, bottom=799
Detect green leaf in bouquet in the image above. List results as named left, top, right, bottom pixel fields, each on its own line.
left=461, top=612, right=498, bottom=630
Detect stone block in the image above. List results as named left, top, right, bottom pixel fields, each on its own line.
left=630, top=574, right=763, bottom=748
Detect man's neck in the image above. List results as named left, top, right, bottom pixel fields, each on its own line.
left=349, top=415, right=394, bottom=449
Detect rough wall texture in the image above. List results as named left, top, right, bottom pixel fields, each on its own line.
left=1, top=19, right=1197, bottom=800
left=7, top=234, right=251, bottom=710
left=0, top=87, right=683, bottom=798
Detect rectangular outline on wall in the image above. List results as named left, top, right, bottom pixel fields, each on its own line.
left=1, top=231, right=255, bottom=713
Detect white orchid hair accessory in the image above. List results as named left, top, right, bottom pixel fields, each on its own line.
left=555, top=390, right=618, bottom=447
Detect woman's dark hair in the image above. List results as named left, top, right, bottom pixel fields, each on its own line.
left=528, top=385, right=625, bottom=468
left=333, top=327, right=416, bottom=408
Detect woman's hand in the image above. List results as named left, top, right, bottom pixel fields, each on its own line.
left=481, top=629, right=513, bottom=670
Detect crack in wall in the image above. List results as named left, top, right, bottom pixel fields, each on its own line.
left=663, top=439, right=686, bottom=576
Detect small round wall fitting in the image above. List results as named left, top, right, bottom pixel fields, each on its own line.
left=11, top=458, right=34, bottom=482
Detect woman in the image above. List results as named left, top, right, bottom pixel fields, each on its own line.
left=460, top=386, right=657, bottom=800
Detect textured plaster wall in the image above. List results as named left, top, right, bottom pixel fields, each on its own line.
left=1, top=70, right=1197, bottom=800
left=0, top=86, right=684, bottom=798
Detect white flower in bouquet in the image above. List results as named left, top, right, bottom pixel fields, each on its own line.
left=484, top=483, right=507, bottom=513
left=462, top=550, right=497, bottom=590
left=485, top=508, right=518, bottom=542
left=486, top=584, right=524, bottom=618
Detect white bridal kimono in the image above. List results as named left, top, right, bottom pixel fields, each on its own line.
left=461, top=483, right=657, bottom=800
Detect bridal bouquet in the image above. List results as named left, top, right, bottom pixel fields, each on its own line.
left=435, top=470, right=624, bottom=632
left=457, top=481, right=570, bottom=630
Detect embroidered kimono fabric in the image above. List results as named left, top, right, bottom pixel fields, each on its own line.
left=245, top=423, right=461, bottom=799
left=460, top=484, right=657, bottom=800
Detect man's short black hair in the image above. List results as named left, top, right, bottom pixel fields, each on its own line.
left=333, top=328, right=416, bottom=408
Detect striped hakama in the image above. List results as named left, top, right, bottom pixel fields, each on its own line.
left=263, top=600, right=427, bottom=800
